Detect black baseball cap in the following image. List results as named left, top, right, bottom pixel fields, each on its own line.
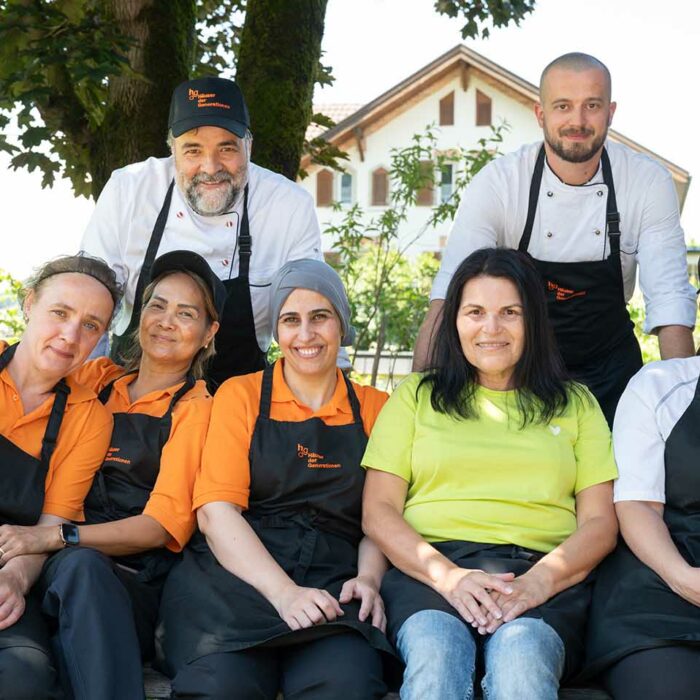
left=150, top=250, right=227, bottom=320
left=168, top=77, right=250, bottom=138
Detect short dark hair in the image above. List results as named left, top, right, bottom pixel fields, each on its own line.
left=420, top=248, right=583, bottom=425
left=21, top=253, right=123, bottom=313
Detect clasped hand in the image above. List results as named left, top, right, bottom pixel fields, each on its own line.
left=440, top=567, right=552, bottom=635
left=272, top=575, right=385, bottom=632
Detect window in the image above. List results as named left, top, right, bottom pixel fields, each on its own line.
left=476, top=90, right=492, bottom=126
left=371, top=167, right=389, bottom=206
left=416, top=161, right=434, bottom=206
left=440, top=164, right=453, bottom=203
left=439, top=92, right=454, bottom=126
left=339, top=172, right=353, bottom=204
left=316, top=169, right=333, bottom=206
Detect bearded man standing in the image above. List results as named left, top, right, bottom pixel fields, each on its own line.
left=81, top=77, right=323, bottom=387
left=413, top=53, right=695, bottom=426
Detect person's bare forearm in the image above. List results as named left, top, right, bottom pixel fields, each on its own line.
left=79, top=515, right=170, bottom=555
left=412, top=300, right=444, bottom=371
left=356, top=537, right=388, bottom=588
left=617, top=501, right=692, bottom=591
left=658, top=325, right=694, bottom=359
left=1, top=554, right=46, bottom=594
left=198, top=502, right=294, bottom=604
left=523, top=514, right=618, bottom=597
left=363, top=499, right=457, bottom=593
left=3, top=515, right=170, bottom=558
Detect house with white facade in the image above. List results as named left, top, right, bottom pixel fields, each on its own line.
left=300, top=45, right=691, bottom=259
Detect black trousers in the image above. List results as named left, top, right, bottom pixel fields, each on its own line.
left=38, top=547, right=161, bottom=700
left=604, top=646, right=700, bottom=700
left=171, top=632, right=386, bottom=700
left=0, top=593, right=61, bottom=699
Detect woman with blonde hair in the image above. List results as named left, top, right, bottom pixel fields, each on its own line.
left=0, top=254, right=119, bottom=698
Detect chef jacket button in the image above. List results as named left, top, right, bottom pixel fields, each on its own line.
left=546, top=231, right=553, bottom=238
left=546, top=191, right=554, bottom=197
left=12, top=394, right=18, bottom=401
left=594, top=229, right=601, bottom=236
left=597, top=190, right=604, bottom=197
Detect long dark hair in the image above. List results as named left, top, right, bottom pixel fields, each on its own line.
left=420, top=248, right=582, bottom=425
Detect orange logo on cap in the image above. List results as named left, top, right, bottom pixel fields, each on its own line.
left=187, top=88, right=230, bottom=110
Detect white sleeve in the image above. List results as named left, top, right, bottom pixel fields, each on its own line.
left=430, top=163, right=506, bottom=300
left=80, top=174, right=129, bottom=288
left=636, top=169, right=696, bottom=334
left=612, top=373, right=666, bottom=503
left=287, top=191, right=323, bottom=262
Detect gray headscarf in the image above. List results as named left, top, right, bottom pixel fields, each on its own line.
left=269, top=259, right=355, bottom=346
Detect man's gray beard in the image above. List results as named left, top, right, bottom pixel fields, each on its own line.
left=185, top=172, right=242, bottom=216
left=545, top=128, right=607, bottom=164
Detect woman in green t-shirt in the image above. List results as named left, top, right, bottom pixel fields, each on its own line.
left=362, top=248, right=618, bottom=699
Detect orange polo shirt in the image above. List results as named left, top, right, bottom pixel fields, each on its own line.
left=73, top=358, right=212, bottom=551
left=0, top=341, right=113, bottom=521
left=194, top=360, right=388, bottom=510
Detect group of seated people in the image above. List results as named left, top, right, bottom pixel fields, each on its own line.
left=0, top=247, right=698, bottom=700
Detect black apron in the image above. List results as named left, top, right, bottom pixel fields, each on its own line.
left=585, top=374, right=700, bottom=677
left=111, top=181, right=266, bottom=389
left=381, top=540, right=593, bottom=682
left=0, top=343, right=69, bottom=652
left=157, top=363, right=393, bottom=673
left=518, top=146, right=642, bottom=426
left=82, top=373, right=196, bottom=583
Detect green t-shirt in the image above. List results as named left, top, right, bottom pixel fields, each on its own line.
left=362, top=373, right=616, bottom=553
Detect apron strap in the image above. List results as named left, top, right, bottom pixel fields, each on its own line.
left=600, top=148, right=621, bottom=258
left=340, top=372, right=363, bottom=427
left=40, top=379, right=70, bottom=469
left=0, top=344, right=71, bottom=469
left=238, top=184, right=252, bottom=279
left=0, top=342, right=18, bottom=373
left=124, top=179, right=176, bottom=337
left=97, top=371, right=138, bottom=405
left=518, top=145, right=546, bottom=253
left=259, top=363, right=275, bottom=420
left=159, top=372, right=197, bottom=446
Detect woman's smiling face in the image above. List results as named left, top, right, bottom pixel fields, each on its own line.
left=456, top=275, right=525, bottom=391
left=277, top=288, right=341, bottom=379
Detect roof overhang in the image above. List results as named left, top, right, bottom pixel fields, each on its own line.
left=303, top=44, right=690, bottom=210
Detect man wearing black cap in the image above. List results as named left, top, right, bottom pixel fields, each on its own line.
left=81, top=77, right=324, bottom=387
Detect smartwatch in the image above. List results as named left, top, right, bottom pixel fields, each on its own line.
left=59, top=523, right=80, bottom=547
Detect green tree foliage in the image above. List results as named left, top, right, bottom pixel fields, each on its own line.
left=0, top=0, right=536, bottom=196
left=325, top=124, right=507, bottom=384
left=0, top=268, right=24, bottom=342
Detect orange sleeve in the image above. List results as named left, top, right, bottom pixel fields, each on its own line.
left=193, top=373, right=262, bottom=511
left=42, top=401, right=114, bottom=521
left=143, top=394, right=213, bottom=552
left=71, top=357, right=124, bottom=394
left=353, top=383, right=389, bottom=435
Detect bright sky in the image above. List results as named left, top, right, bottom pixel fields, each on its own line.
left=2, top=0, right=698, bottom=279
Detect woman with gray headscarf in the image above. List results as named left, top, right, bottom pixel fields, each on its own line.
left=157, top=259, right=394, bottom=699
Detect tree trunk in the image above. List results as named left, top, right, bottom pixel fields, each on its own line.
left=236, top=0, right=328, bottom=180
left=89, top=0, right=196, bottom=198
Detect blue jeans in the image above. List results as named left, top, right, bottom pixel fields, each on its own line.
left=396, top=609, right=564, bottom=700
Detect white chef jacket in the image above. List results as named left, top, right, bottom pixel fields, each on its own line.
left=432, top=140, right=695, bottom=334
left=81, top=157, right=323, bottom=352
left=613, top=356, right=700, bottom=503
